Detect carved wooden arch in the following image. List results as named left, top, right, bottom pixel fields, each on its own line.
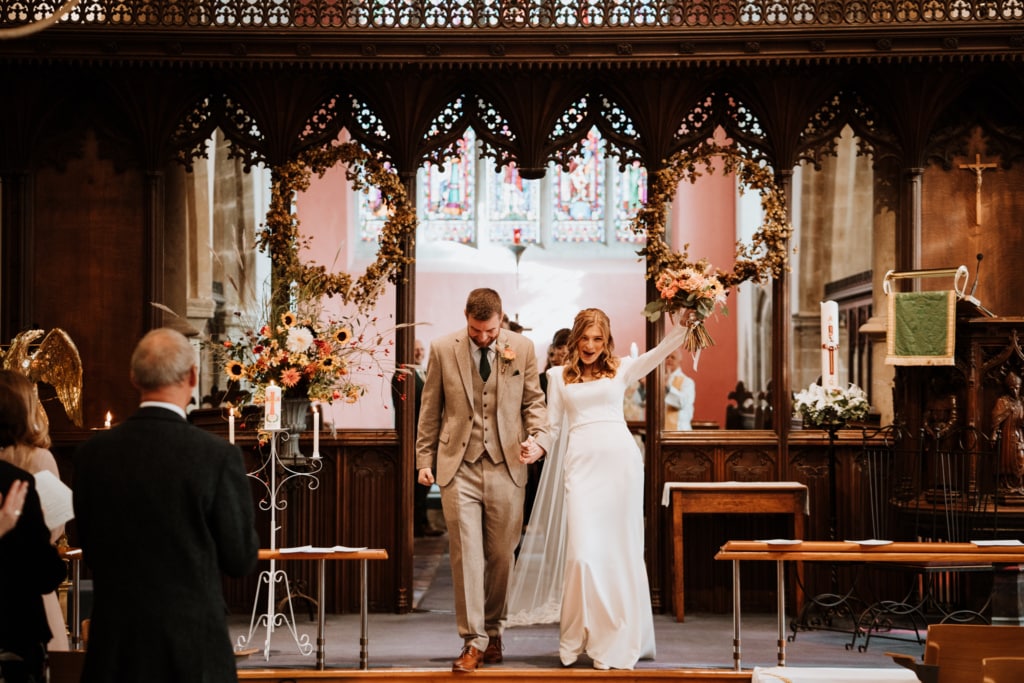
left=600, top=71, right=720, bottom=172
left=840, top=64, right=977, bottom=170
left=335, top=74, right=470, bottom=176
left=727, top=67, right=860, bottom=174
left=659, top=87, right=775, bottom=170
left=466, top=75, right=613, bottom=179
left=170, top=90, right=272, bottom=172
left=794, top=89, right=882, bottom=170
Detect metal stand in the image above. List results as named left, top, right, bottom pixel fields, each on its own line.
left=236, top=428, right=323, bottom=661
left=789, top=423, right=867, bottom=642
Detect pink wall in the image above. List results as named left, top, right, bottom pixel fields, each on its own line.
left=297, top=155, right=738, bottom=429
left=296, top=159, right=403, bottom=429
left=671, top=164, right=739, bottom=427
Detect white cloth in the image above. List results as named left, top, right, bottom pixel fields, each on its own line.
left=508, top=324, right=689, bottom=669
left=752, top=667, right=917, bottom=683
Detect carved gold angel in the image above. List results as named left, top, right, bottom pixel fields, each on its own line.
left=0, top=328, right=83, bottom=428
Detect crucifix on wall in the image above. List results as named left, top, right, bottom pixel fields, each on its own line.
left=958, top=153, right=998, bottom=227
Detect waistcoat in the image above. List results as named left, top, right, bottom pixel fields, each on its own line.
left=465, top=349, right=502, bottom=464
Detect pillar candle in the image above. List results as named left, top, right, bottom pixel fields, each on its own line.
left=228, top=407, right=235, bottom=445
left=820, top=300, right=840, bottom=390
left=311, top=402, right=320, bottom=459
left=513, top=227, right=522, bottom=244
left=264, top=383, right=282, bottom=430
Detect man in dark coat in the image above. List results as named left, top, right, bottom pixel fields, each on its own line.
left=0, top=462, right=66, bottom=683
left=73, top=328, right=259, bottom=683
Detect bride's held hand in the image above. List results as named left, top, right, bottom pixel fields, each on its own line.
left=519, top=435, right=543, bottom=464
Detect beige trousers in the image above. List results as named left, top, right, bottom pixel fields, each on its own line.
left=441, top=457, right=524, bottom=653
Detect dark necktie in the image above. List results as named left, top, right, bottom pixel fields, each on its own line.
left=479, top=347, right=491, bottom=382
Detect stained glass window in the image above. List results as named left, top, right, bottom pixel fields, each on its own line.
left=488, top=162, right=539, bottom=244
left=419, top=129, right=476, bottom=244
left=552, top=127, right=605, bottom=243
left=357, top=124, right=648, bottom=251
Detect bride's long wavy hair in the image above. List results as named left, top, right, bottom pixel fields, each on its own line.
left=562, top=308, right=620, bottom=385
left=0, top=369, right=51, bottom=470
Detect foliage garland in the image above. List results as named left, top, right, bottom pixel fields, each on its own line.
left=259, top=141, right=417, bottom=312
left=632, top=142, right=793, bottom=294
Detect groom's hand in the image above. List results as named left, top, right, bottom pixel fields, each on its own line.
left=518, top=436, right=545, bottom=465
left=418, top=468, right=435, bottom=486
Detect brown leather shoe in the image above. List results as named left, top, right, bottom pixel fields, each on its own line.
left=483, top=635, right=503, bottom=664
left=452, top=645, right=484, bottom=673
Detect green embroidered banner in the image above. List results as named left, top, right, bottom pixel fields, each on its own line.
left=886, top=290, right=956, bottom=366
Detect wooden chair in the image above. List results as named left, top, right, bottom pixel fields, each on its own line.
left=892, top=624, right=1024, bottom=683
left=983, top=656, right=1024, bottom=683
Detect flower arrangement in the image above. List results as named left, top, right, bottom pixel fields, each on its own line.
left=792, top=382, right=870, bottom=428
left=632, top=142, right=793, bottom=352
left=643, top=259, right=730, bottom=352
left=218, top=304, right=390, bottom=405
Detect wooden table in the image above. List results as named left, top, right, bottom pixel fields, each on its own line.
left=714, top=540, right=1024, bottom=671
left=252, top=548, right=389, bottom=670
left=60, top=547, right=389, bottom=671
left=662, top=482, right=809, bottom=622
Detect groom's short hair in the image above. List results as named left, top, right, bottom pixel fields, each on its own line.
left=465, top=288, right=502, bottom=322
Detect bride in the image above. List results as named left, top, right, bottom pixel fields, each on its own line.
left=508, top=308, right=687, bottom=670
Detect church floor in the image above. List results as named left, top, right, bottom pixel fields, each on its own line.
left=229, top=533, right=923, bottom=674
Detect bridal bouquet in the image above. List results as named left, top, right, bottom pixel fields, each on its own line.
left=792, top=382, right=869, bottom=427
left=643, top=260, right=729, bottom=352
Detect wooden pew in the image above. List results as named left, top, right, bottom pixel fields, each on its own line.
left=891, top=624, right=1024, bottom=683
left=983, top=656, right=1024, bottom=683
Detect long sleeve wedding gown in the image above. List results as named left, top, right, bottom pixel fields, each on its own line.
left=508, top=324, right=688, bottom=670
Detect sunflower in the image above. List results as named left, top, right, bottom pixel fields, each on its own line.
left=280, top=311, right=297, bottom=327
left=333, top=327, right=352, bottom=345
left=225, top=360, right=245, bottom=381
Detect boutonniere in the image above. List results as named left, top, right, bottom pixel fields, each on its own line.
left=499, top=343, right=516, bottom=374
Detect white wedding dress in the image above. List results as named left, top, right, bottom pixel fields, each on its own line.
left=507, top=324, right=688, bottom=670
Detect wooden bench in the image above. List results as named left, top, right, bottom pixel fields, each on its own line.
left=889, top=624, right=1024, bottom=683
left=983, top=656, right=1024, bottom=683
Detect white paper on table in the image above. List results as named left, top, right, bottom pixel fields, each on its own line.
left=971, top=539, right=1023, bottom=546
left=844, top=539, right=894, bottom=546
left=33, top=469, right=75, bottom=531
left=279, top=544, right=368, bottom=553
left=279, top=545, right=315, bottom=553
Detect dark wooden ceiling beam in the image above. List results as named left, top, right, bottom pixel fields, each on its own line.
left=3, top=25, right=1024, bottom=68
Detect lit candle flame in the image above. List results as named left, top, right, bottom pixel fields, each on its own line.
left=104, top=411, right=112, bottom=429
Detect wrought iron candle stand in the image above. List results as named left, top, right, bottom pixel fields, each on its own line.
left=236, top=419, right=322, bottom=661
left=789, top=422, right=866, bottom=643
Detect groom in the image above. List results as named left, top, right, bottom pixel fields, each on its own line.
left=417, top=288, right=550, bottom=672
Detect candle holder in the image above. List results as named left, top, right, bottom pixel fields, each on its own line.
left=236, top=427, right=322, bottom=661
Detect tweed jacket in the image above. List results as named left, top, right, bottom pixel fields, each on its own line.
left=416, top=328, right=551, bottom=488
